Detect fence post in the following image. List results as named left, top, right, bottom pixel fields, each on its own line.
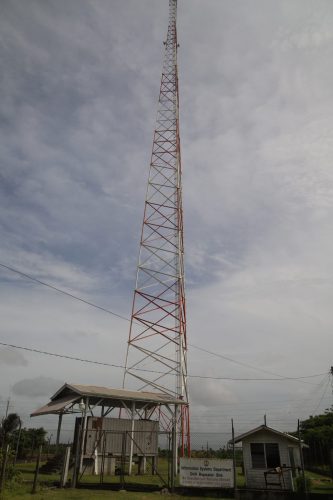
left=60, top=446, right=71, bottom=488
left=120, top=431, right=126, bottom=490
left=31, top=445, right=42, bottom=494
left=298, top=419, right=307, bottom=495
left=0, top=444, right=9, bottom=493
left=232, top=419, right=238, bottom=498
left=14, top=421, right=22, bottom=465
left=72, top=424, right=82, bottom=488
left=167, top=432, right=171, bottom=489
left=170, top=425, right=176, bottom=492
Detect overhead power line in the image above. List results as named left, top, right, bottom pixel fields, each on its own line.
left=190, top=344, right=288, bottom=379
left=0, top=262, right=303, bottom=380
left=0, top=263, right=129, bottom=322
left=0, top=341, right=327, bottom=382
left=189, top=372, right=327, bottom=381
left=0, top=341, right=124, bottom=369
left=0, top=262, right=327, bottom=383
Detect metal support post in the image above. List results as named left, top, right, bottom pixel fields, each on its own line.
left=56, top=413, right=63, bottom=451
left=120, top=432, right=126, bottom=489
left=128, top=401, right=135, bottom=475
left=174, top=405, right=178, bottom=474
left=171, top=424, right=177, bottom=492
left=79, top=398, right=89, bottom=474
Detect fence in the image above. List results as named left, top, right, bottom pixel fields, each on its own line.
left=63, top=430, right=235, bottom=490
left=8, top=428, right=329, bottom=494
left=71, top=429, right=173, bottom=489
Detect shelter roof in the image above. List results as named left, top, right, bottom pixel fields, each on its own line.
left=230, top=425, right=301, bottom=445
left=31, top=383, right=186, bottom=417
left=30, top=395, right=79, bottom=417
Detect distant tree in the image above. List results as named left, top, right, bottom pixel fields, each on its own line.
left=299, top=409, right=333, bottom=466
left=11, top=427, right=47, bottom=459
left=0, top=413, right=21, bottom=448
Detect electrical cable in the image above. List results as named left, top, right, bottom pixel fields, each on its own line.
left=311, top=374, right=331, bottom=414
left=0, top=262, right=329, bottom=384
left=0, top=262, right=316, bottom=382
left=0, top=341, right=327, bottom=381
left=0, top=263, right=129, bottom=322
left=189, top=344, right=291, bottom=379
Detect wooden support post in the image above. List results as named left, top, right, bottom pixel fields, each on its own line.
left=298, top=419, right=307, bottom=495
left=31, top=445, right=42, bottom=494
left=14, top=421, right=22, bottom=465
left=60, top=446, right=71, bottom=488
left=232, top=419, right=238, bottom=498
left=71, top=424, right=81, bottom=488
left=0, top=444, right=9, bottom=493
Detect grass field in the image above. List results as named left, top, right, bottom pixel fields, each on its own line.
left=0, top=460, right=232, bottom=499
left=2, top=487, right=227, bottom=500
left=305, top=470, right=333, bottom=494
left=1, top=461, right=332, bottom=498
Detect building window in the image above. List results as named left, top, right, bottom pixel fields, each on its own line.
left=265, top=443, right=280, bottom=468
left=250, top=443, right=280, bottom=469
left=251, top=443, right=266, bottom=468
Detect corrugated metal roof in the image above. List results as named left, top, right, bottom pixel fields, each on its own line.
left=230, top=425, right=301, bottom=445
left=30, top=394, right=79, bottom=417
left=52, top=383, right=186, bottom=405
left=31, top=383, right=186, bottom=417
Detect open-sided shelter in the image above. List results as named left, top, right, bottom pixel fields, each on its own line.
left=31, top=383, right=186, bottom=481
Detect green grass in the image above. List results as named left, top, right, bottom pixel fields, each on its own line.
left=7, top=460, right=333, bottom=498
left=3, top=486, right=221, bottom=499
left=2, top=483, right=231, bottom=500
left=2, top=460, right=233, bottom=499
left=305, top=469, right=333, bottom=494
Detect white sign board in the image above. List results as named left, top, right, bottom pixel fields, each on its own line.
left=179, top=458, right=234, bottom=488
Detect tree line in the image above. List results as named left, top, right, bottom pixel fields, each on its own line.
left=0, top=413, right=47, bottom=460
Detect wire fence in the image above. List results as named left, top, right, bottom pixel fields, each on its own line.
left=4, top=427, right=333, bottom=492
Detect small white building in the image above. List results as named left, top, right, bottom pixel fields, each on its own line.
left=231, top=425, right=304, bottom=491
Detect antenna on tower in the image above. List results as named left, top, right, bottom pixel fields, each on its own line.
left=123, top=0, right=190, bottom=455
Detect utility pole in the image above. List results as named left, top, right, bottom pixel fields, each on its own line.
left=5, top=398, right=10, bottom=418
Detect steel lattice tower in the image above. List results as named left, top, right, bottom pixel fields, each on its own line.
left=123, top=0, right=189, bottom=453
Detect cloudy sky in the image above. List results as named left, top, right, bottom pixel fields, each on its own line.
left=1, top=0, right=333, bottom=443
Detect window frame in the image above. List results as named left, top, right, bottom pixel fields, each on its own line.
left=250, top=442, right=280, bottom=469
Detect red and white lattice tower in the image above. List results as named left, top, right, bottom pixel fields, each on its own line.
left=123, top=0, right=189, bottom=454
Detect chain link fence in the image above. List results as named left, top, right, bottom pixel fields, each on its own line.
left=63, top=430, right=236, bottom=489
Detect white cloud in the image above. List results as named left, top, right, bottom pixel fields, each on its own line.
left=12, top=377, right=64, bottom=398
left=0, top=348, right=28, bottom=367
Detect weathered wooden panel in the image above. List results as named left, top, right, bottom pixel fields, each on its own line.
left=82, top=417, right=159, bottom=456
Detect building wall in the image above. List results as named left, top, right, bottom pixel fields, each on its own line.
left=84, top=417, right=159, bottom=457
left=242, top=430, right=300, bottom=491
